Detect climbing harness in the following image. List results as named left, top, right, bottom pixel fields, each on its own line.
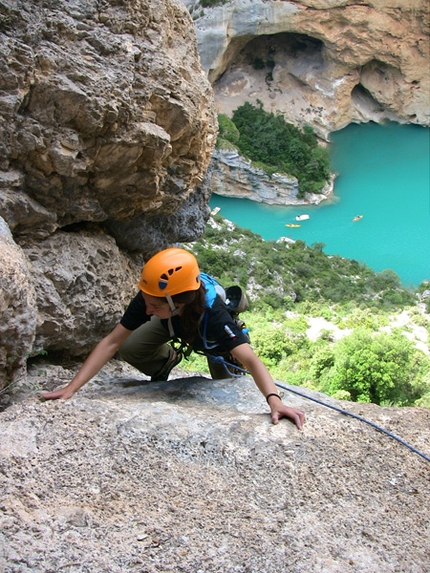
left=275, top=381, right=430, bottom=463
left=192, top=310, right=249, bottom=377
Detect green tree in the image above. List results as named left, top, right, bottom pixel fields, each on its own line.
left=217, top=113, right=240, bottom=146
left=226, top=102, right=331, bottom=194
left=253, top=326, right=294, bottom=365
left=311, top=346, right=335, bottom=381
left=322, top=329, right=426, bottom=405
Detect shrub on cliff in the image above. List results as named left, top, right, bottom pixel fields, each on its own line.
left=198, top=0, right=229, bottom=7
left=217, top=114, right=240, bottom=147
left=312, top=329, right=430, bottom=406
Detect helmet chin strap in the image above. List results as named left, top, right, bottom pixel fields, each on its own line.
left=166, top=294, right=181, bottom=317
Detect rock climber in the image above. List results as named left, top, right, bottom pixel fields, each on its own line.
left=41, top=248, right=305, bottom=429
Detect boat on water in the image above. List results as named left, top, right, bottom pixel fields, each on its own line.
left=296, top=214, right=310, bottom=221
left=353, top=214, right=363, bottom=222
left=286, top=223, right=301, bottom=228
left=211, top=206, right=221, bottom=215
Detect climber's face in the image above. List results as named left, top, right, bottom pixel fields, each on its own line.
left=142, top=293, right=177, bottom=319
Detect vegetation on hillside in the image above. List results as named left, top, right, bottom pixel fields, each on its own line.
left=185, top=216, right=430, bottom=408
left=193, top=216, right=416, bottom=311
left=217, top=101, right=331, bottom=196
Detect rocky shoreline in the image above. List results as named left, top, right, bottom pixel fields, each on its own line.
left=210, top=149, right=335, bottom=206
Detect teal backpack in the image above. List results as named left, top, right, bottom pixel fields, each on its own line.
left=199, top=273, right=251, bottom=375
left=200, top=272, right=249, bottom=315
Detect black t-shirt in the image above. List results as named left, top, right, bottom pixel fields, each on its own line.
left=120, top=290, right=150, bottom=331
left=120, top=291, right=248, bottom=354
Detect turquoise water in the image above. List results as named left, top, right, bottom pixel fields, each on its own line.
left=209, top=122, right=430, bottom=287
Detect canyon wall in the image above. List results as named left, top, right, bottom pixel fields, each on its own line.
left=185, top=0, right=429, bottom=138
left=212, top=149, right=333, bottom=204
left=183, top=0, right=429, bottom=205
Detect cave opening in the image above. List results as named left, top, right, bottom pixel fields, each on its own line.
left=216, top=32, right=325, bottom=81
left=351, top=83, right=384, bottom=114
left=212, top=31, right=330, bottom=136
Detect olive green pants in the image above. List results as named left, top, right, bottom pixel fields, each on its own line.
left=119, top=316, right=233, bottom=379
left=119, top=316, right=173, bottom=377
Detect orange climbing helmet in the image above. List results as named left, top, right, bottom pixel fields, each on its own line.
left=139, top=248, right=201, bottom=297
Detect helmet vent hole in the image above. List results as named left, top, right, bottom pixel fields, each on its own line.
left=160, top=273, right=169, bottom=281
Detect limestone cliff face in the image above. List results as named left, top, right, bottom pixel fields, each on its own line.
left=0, top=0, right=217, bottom=386
left=185, top=0, right=429, bottom=138
left=0, top=219, right=37, bottom=382
left=212, top=149, right=332, bottom=205
left=0, top=0, right=217, bottom=244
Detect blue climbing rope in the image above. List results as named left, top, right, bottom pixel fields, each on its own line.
left=275, top=381, right=430, bottom=463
